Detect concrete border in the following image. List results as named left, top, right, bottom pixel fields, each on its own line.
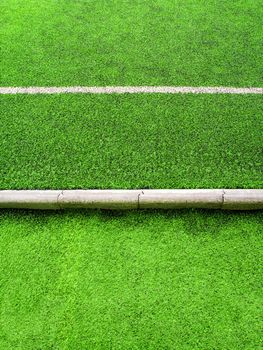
left=0, top=189, right=262, bottom=210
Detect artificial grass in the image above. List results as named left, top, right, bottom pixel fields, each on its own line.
left=0, top=210, right=262, bottom=349
left=0, top=94, right=262, bottom=190
left=0, top=0, right=262, bottom=87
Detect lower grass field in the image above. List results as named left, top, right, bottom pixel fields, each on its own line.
left=0, top=209, right=262, bottom=349
left=0, top=0, right=262, bottom=348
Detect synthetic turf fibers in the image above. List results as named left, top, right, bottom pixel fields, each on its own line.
left=1, top=0, right=262, bottom=87
left=1, top=94, right=262, bottom=190
left=0, top=210, right=262, bottom=349
left=1, top=1, right=262, bottom=348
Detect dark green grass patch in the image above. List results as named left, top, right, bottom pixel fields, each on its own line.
left=0, top=0, right=262, bottom=86
left=0, top=94, right=262, bottom=189
left=0, top=210, right=262, bottom=349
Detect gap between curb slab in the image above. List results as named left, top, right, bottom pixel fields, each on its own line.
left=57, top=190, right=64, bottom=209
left=222, top=189, right=226, bottom=208
left=0, top=189, right=262, bottom=210
left=137, top=191, right=142, bottom=209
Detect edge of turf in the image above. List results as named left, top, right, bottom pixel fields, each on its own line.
left=0, top=189, right=262, bottom=210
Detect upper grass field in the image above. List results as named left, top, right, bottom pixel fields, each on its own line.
left=0, top=209, right=262, bottom=349
left=0, top=0, right=262, bottom=190
left=0, top=0, right=262, bottom=87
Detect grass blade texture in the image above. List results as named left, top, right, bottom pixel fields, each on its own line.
left=1, top=94, right=262, bottom=190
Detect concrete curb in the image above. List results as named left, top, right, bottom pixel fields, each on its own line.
left=0, top=189, right=262, bottom=210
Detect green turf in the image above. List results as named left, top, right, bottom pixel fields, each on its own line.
left=0, top=210, right=261, bottom=349
left=1, top=2, right=262, bottom=349
left=1, top=0, right=262, bottom=86
left=1, top=94, right=262, bottom=190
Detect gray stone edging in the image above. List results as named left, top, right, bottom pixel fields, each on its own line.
left=0, top=189, right=262, bottom=210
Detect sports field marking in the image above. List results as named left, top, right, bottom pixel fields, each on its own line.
left=1, top=86, right=263, bottom=94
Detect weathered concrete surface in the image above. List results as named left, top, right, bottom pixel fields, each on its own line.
left=139, top=189, right=224, bottom=209
left=0, top=190, right=61, bottom=209
left=59, top=190, right=141, bottom=209
left=0, top=189, right=262, bottom=210
left=223, top=189, right=263, bottom=210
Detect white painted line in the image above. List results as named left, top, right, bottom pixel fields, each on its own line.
left=0, top=190, right=262, bottom=210
left=0, top=86, right=263, bottom=94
